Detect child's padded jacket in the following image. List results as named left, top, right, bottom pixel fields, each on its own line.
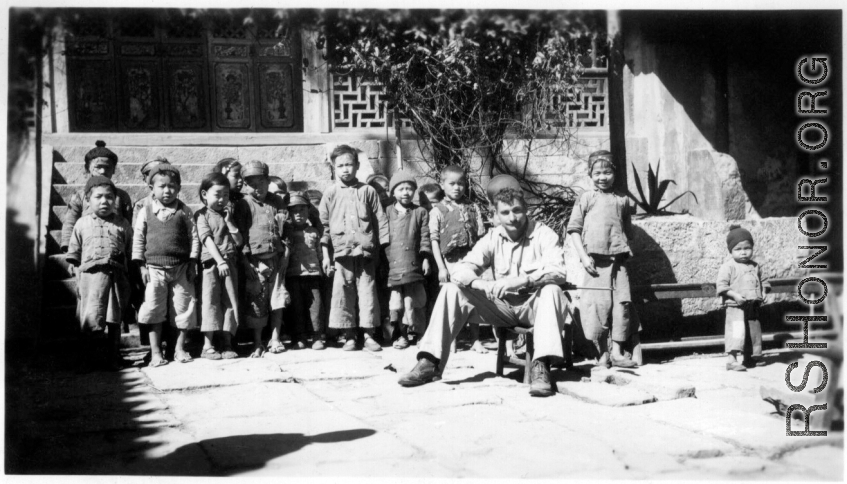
left=385, top=204, right=431, bottom=287
left=319, top=180, right=389, bottom=259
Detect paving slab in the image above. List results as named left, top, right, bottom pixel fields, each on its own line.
left=557, top=379, right=658, bottom=406
left=142, top=356, right=290, bottom=391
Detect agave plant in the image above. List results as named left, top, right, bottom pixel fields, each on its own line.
left=626, top=160, right=697, bottom=215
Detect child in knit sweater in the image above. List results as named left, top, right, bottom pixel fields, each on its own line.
left=132, top=165, right=200, bottom=367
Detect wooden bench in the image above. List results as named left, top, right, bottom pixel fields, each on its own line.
left=494, top=275, right=842, bottom=380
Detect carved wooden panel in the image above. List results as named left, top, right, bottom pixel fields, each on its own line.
left=166, top=62, right=208, bottom=130
left=255, top=63, right=295, bottom=129
left=67, top=60, right=116, bottom=131
left=213, top=63, right=251, bottom=129
left=118, top=61, right=161, bottom=131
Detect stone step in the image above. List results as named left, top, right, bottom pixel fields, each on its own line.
left=45, top=253, right=74, bottom=279
left=51, top=144, right=335, bottom=166
left=53, top=181, right=330, bottom=207
left=54, top=161, right=332, bottom=186
left=44, top=279, right=78, bottom=306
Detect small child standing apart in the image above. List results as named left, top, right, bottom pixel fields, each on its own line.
left=133, top=165, right=201, bottom=367
left=234, top=160, right=290, bottom=357
left=567, top=150, right=638, bottom=369
left=385, top=170, right=432, bottom=349
left=286, top=193, right=326, bottom=350
left=429, top=165, right=487, bottom=353
left=717, top=225, right=771, bottom=371
left=61, top=141, right=134, bottom=253
left=196, top=173, right=243, bottom=360
left=66, top=176, right=133, bottom=369
left=320, top=145, right=389, bottom=351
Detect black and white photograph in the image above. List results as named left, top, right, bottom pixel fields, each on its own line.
left=4, top=1, right=844, bottom=479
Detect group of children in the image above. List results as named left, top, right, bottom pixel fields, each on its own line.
left=62, top=142, right=490, bottom=369
left=63, top=141, right=770, bottom=372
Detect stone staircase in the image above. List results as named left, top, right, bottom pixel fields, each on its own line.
left=42, top=139, right=396, bottom=337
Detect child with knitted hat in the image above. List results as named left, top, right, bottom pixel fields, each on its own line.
left=66, top=176, right=134, bottom=370
left=385, top=170, right=432, bottom=349
left=716, top=225, right=771, bottom=371
left=61, top=141, right=134, bottom=252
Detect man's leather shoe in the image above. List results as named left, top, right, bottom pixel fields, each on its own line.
left=398, top=358, right=440, bottom=387
left=529, top=360, right=555, bottom=397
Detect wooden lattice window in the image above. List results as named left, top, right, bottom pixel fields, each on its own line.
left=65, top=8, right=303, bottom=132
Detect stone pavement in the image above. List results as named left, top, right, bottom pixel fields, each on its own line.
left=5, top=341, right=843, bottom=479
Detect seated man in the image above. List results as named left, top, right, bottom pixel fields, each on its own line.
left=398, top=187, right=569, bottom=397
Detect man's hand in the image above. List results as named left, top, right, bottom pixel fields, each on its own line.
left=322, top=258, right=334, bottom=276
left=139, top=265, right=149, bottom=285
left=490, top=277, right=527, bottom=299
left=422, top=258, right=431, bottom=277
left=581, top=254, right=598, bottom=277
left=438, top=269, right=451, bottom=283
left=472, top=280, right=496, bottom=299
left=733, top=294, right=748, bottom=306
left=243, top=257, right=258, bottom=281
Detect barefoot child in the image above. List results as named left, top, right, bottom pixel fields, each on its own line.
left=196, top=173, right=243, bottom=360
left=428, top=165, right=487, bottom=353
left=717, top=225, right=771, bottom=371
left=320, top=145, right=389, bottom=351
left=234, top=160, right=290, bottom=357
left=66, top=176, right=133, bottom=369
left=286, top=193, right=326, bottom=350
left=385, top=170, right=432, bottom=349
left=133, top=165, right=201, bottom=366
left=61, top=141, right=133, bottom=252
left=567, top=150, right=638, bottom=369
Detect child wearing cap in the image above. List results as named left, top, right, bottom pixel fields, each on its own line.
left=132, top=157, right=171, bottom=225
left=385, top=170, right=432, bottom=349
left=61, top=141, right=133, bottom=252
left=320, top=145, right=390, bottom=351
left=429, top=165, right=487, bottom=353
left=567, top=150, right=638, bottom=370
left=66, top=176, right=134, bottom=370
left=133, top=165, right=201, bottom=367
left=234, top=160, right=290, bottom=357
left=285, top=192, right=326, bottom=350
left=717, top=225, right=771, bottom=371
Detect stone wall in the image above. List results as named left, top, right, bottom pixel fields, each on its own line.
left=563, top=215, right=808, bottom=342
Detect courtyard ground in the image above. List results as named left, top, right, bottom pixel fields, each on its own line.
left=5, top=337, right=843, bottom=479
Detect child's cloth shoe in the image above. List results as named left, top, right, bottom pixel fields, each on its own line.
left=311, top=339, right=326, bottom=350
left=342, top=339, right=358, bottom=351
left=295, top=339, right=307, bottom=350
left=364, top=336, right=382, bottom=352
left=726, top=362, right=747, bottom=371
left=221, top=349, right=239, bottom=359
left=201, top=348, right=222, bottom=360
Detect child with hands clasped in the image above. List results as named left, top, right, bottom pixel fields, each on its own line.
left=428, top=165, right=487, bottom=353
left=385, top=170, right=432, bottom=349
left=717, top=225, right=771, bottom=371
left=133, top=165, right=201, bottom=367
left=234, top=160, right=290, bottom=357
left=567, top=150, right=638, bottom=369
left=66, top=176, right=133, bottom=370
left=320, top=145, right=389, bottom=352
left=196, top=173, right=243, bottom=360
